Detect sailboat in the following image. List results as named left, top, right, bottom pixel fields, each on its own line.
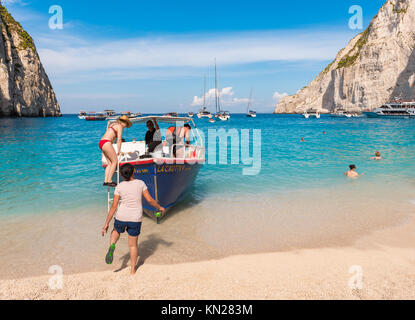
left=196, top=75, right=213, bottom=119
left=246, top=88, right=257, bottom=118
left=214, top=59, right=230, bottom=121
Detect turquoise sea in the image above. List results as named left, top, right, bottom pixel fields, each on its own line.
left=1, top=114, right=415, bottom=278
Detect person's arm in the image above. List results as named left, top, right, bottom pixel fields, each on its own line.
left=185, top=130, right=191, bottom=145
left=152, top=118, right=160, bottom=131
left=102, top=195, right=120, bottom=236
left=143, top=189, right=165, bottom=216
left=117, top=127, right=123, bottom=156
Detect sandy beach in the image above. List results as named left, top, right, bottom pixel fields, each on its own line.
left=1, top=214, right=414, bottom=300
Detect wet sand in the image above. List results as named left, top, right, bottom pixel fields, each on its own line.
left=1, top=215, right=415, bottom=300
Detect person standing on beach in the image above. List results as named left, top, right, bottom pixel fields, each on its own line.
left=99, top=115, right=132, bottom=187
left=345, top=165, right=359, bottom=178
left=101, top=164, right=165, bottom=275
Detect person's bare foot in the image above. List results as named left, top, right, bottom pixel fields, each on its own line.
left=130, top=269, right=136, bottom=275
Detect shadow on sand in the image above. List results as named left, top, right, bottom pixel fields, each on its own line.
left=114, top=234, right=173, bottom=273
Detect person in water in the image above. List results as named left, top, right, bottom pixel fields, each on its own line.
left=165, top=124, right=192, bottom=157
left=101, top=164, right=165, bottom=275
left=99, top=115, right=132, bottom=187
left=145, top=119, right=162, bottom=153
left=345, top=164, right=359, bottom=178
left=371, top=151, right=383, bottom=160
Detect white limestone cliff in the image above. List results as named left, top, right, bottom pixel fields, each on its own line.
left=275, top=0, right=415, bottom=113
left=0, top=4, right=61, bottom=117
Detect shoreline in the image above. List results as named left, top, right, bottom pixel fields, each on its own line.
left=2, top=215, right=414, bottom=300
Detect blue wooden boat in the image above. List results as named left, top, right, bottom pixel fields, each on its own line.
left=102, top=116, right=205, bottom=223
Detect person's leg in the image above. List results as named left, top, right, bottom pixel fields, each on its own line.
left=128, top=236, right=139, bottom=275
left=106, top=220, right=123, bottom=265
left=102, top=143, right=118, bottom=183
left=110, top=229, right=120, bottom=246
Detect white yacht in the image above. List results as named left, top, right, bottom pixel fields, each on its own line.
left=331, top=108, right=352, bottom=118
left=214, top=59, right=230, bottom=121
left=246, top=88, right=257, bottom=118
left=197, top=110, right=213, bottom=119
left=303, top=109, right=321, bottom=119
left=196, top=75, right=213, bottom=119
left=365, top=100, right=415, bottom=118
left=78, top=110, right=87, bottom=119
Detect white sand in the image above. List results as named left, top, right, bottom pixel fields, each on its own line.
left=1, top=216, right=415, bottom=300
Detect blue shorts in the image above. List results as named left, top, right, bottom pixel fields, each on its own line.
left=114, top=219, right=142, bottom=237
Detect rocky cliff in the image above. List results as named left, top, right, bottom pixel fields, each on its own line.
left=275, top=0, right=415, bottom=114
left=0, top=4, right=60, bottom=117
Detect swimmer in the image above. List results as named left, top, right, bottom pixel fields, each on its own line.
left=345, top=164, right=359, bottom=178
left=371, top=151, right=383, bottom=160
left=301, top=137, right=305, bottom=142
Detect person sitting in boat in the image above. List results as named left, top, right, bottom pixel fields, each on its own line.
left=345, top=164, right=359, bottom=178
left=165, top=124, right=192, bottom=157
left=101, top=164, right=165, bottom=275
left=145, top=119, right=162, bottom=153
left=371, top=151, right=383, bottom=160
left=99, top=115, right=132, bottom=187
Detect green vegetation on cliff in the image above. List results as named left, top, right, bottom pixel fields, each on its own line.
left=0, top=4, right=35, bottom=52
left=337, top=25, right=371, bottom=69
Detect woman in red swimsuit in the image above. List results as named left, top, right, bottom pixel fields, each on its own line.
left=99, top=115, right=132, bottom=187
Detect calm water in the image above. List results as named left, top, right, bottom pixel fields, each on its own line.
left=1, top=114, right=415, bottom=278
left=1, top=114, right=414, bottom=216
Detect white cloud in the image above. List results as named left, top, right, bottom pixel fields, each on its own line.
left=36, top=29, right=354, bottom=76
left=191, top=86, right=249, bottom=108
left=273, top=91, right=288, bottom=102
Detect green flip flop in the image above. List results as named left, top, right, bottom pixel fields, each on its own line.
left=105, top=244, right=116, bottom=264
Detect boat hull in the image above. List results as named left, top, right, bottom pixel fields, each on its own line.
left=113, top=161, right=203, bottom=221
left=364, top=112, right=414, bottom=119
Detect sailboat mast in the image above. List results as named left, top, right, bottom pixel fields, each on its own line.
left=247, top=87, right=253, bottom=113
left=215, top=59, right=218, bottom=114
left=203, top=74, right=206, bottom=111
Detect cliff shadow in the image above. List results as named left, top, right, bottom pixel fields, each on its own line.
left=390, top=47, right=415, bottom=100
left=322, top=69, right=337, bottom=111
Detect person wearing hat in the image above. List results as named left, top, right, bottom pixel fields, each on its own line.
left=99, top=115, right=132, bottom=187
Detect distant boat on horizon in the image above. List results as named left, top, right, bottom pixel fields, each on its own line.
left=214, top=59, right=230, bottom=121
left=246, top=88, right=257, bottom=118
left=196, top=74, right=213, bottom=119
left=303, top=109, right=321, bottom=119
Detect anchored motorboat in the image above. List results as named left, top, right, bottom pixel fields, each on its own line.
left=330, top=108, right=352, bottom=118
left=85, top=112, right=107, bottom=121
left=102, top=116, right=205, bottom=223
left=164, top=112, right=179, bottom=117
left=78, top=111, right=87, bottom=119
left=303, top=109, right=321, bottom=119
left=365, top=100, right=415, bottom=118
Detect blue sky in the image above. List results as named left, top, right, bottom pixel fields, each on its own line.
left=3, top=0, right=384, bottom=113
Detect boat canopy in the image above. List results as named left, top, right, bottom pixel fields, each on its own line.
left=109, top=115, right=194, bottom=125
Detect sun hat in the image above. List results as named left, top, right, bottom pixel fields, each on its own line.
left=118, top=115, right=132, bottom=128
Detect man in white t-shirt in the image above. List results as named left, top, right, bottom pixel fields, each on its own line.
left=102, top=164, right=165, bottom=275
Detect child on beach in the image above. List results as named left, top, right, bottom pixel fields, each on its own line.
left=101, top=164, right=165, bottom=275
left=344, top=165, right=359, bottom=178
